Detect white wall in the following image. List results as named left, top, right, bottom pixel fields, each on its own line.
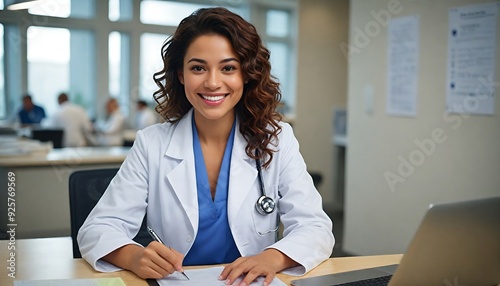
left=295, top=0, right=349, bottom=210
left=344, top=0, right=500, bottom=255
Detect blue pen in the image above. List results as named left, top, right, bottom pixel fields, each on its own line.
left=147, top=226, right=190, bottom=280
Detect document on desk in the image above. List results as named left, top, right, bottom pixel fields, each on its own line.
left=157, top=266, right=286, bottom=286
left=14, top=277, right=125, bottom=286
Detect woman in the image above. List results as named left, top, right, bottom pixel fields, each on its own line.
left=78, top=7, right=334, bottom=286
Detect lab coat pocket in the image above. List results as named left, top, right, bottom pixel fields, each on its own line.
left=251, top=185, right=280, bottom=237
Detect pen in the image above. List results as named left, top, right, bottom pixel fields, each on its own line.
left=147, top=226, right=190, bottom=280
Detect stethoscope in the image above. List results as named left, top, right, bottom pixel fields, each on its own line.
left=254, top=149, right=276, bottom=215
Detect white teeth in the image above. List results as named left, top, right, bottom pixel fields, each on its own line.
left=201, top=95, right=225, bottom=101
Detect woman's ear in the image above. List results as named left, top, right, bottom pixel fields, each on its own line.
left=178, top=71, right=184, bottom=84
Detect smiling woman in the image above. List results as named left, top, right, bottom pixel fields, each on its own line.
left=77, top=7, right=333, bottom=286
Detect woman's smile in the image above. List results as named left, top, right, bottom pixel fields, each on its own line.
left=199, top=93, right=228, bottom=104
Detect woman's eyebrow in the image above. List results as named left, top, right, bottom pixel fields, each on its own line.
left=187, top=57, right=240, bottom=64
left=187, top=58, right=206, bottom=64
left=220, top=58, right=240, bottom=63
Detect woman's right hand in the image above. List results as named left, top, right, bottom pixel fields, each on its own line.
left=103, top=242, right=186, bottom=279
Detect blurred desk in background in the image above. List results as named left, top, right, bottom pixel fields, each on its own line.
left=123, top=129, right=137, bottom=147
left=0, top=147, right=130, bottom=239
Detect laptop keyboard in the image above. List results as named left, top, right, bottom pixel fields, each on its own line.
left=332, top=275, right=392, bottom=286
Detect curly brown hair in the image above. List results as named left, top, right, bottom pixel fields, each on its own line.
left=153, top=7, right=282, bottom=168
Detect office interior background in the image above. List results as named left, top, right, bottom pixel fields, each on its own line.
left=0, top=0, right=499, bottom=257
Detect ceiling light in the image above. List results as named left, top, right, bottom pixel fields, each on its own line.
left=7, top=0, right=45, bottom=11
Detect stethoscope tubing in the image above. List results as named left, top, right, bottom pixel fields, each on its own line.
left=255, top=149, right=275, bottom=215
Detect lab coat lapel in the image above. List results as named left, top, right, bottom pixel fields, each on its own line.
left=227, top=121, right=258, bottom=226
left=164, top=110, right=199, bottom=232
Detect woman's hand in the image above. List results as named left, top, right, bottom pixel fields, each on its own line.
left=219, top=249, right=297, bottom=286
left=103, top=242, right=185, bottom=279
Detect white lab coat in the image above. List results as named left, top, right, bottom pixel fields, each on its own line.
left=135, top=107, right=158, bottom=130
left=43, top=102, right=92, bottom=147
left=94, top=110, right=126, bottom=146
left=78, top=109, right=334, bottom=276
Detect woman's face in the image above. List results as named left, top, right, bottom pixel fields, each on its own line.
left=179, top=34, right=244, bottom=123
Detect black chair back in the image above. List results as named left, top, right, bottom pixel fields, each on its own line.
left=68, top=168, right=151, bottom=258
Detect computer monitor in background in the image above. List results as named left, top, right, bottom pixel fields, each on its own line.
left=32, top=129, right=64, bottom=149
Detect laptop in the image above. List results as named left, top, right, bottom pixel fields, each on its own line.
left=291, top=196, right=500, bottom=286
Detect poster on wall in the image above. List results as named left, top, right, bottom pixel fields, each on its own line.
left=386, top=15, right=420, bottom=117
left=446, top=2, right=498, bottom=115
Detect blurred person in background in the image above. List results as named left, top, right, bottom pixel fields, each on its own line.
left=43, top=92, right=93, bottom=147
left=94, top=98, right=125, bottom=146
left=18, top=94, right=46, bottom=126
left=134, top=100, right=158, bottom=130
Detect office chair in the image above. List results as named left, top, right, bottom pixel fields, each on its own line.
left=310, top=172, right=323, bottom=188
left=68, top=168, right=151, bottom=258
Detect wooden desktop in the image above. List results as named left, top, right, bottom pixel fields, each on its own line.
left=0, top=237, right=402, bottom=286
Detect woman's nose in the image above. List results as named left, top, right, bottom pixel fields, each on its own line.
left=204, top=71, right=221, bottom=89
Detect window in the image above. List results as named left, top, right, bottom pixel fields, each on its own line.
left=109, top=0, right=132, bottom=21
left=267, top=42, right=292, bottom=113
left=0, top=0, right=298, bottom=122
left=70, top=30, right=95, bottom=116
left=140, top=0, right=210, bottom=26
left=109, top=0, right=120, bottom=21
left=261, top=8, right=296, bottom=116
left=26, top=0, right=94, bottom=19
left=27, top=27, right=70, bottom=115
left=0, top=24, right=5, bottom=118
left=140, top=33, right=168, bottom=102
left=109, top=32, right=122, bottom=99
left=266, top=9, right=290, bottom=37
left=109, top=31, right=130, bottom=114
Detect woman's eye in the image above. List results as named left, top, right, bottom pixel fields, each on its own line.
left=191, top=66, right=205, bottom=72
left=222, top=65, right=236, bottom=72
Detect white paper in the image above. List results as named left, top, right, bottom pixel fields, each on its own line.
left=14, top=278, right=126, bottom=286
left=386, top=15, right=420, bottom=117
left=157, top=266, right=286, bottom=286
left=446, top=2, right=498, bottom=115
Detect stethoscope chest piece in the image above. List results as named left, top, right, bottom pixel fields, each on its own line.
left=256, top=195, right=275, bottom=215
left=254, top=149, right=275, bottom=215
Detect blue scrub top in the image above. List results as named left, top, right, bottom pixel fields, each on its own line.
left=18, top=105, right=46, bottom=124
left=183, top=117, right=241, bottom=265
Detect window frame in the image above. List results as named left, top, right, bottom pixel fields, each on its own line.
left=253, top=3, right=298, bottom=117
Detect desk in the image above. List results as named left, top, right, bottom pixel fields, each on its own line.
left=0, top=237, right=402, bottom=286
left=0, top=146, right=130, bottom=167
left=0, top=147, right=130, bottom=238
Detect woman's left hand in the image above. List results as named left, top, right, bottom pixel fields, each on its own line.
left=219, top=249, right=297, bottom=286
